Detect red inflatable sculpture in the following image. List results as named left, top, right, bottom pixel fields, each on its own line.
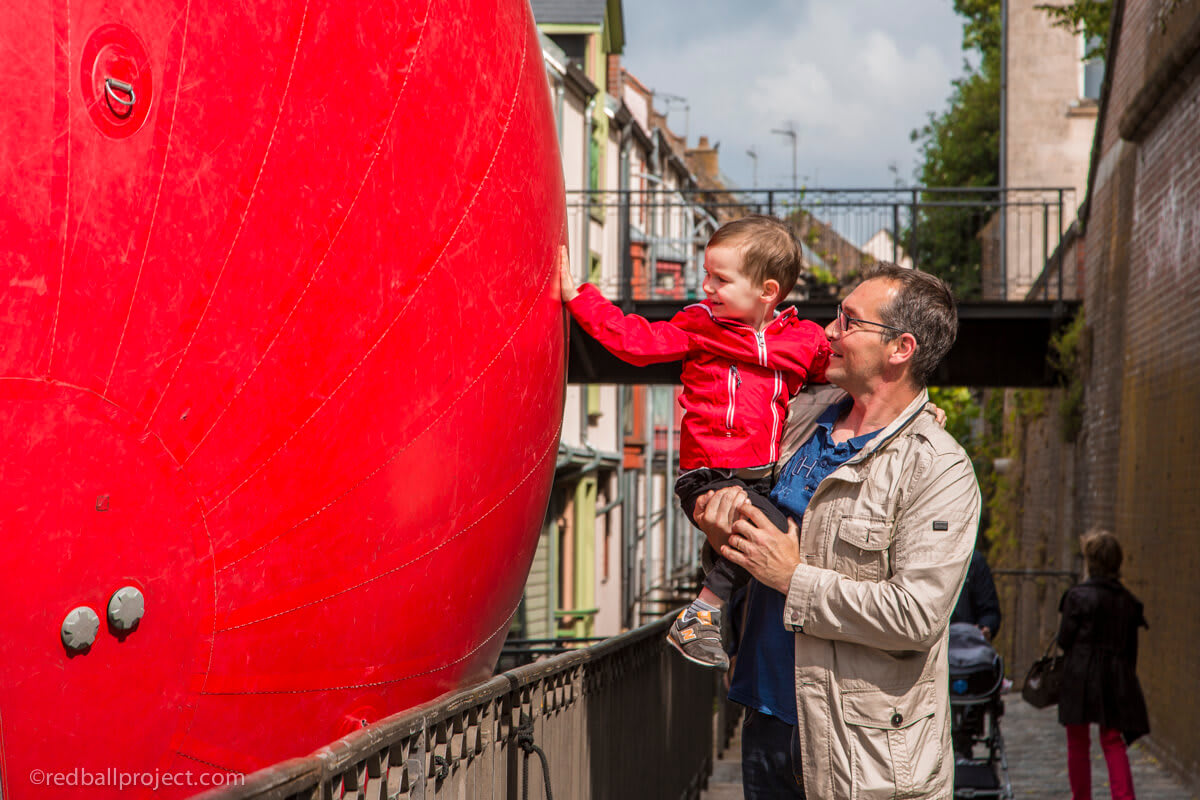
left=0, top=0, right=565, bottom=795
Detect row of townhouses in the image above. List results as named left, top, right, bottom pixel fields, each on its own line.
left=503, top=0, right=726, bottom=654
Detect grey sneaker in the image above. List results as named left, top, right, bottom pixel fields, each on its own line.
left=666, top=608, right=730, bottom=670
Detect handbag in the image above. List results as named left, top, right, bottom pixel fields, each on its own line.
left=1021, top=635, right=1065, bottom=709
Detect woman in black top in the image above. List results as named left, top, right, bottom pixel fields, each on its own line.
left=1058, top=529, right=1149, bottom=800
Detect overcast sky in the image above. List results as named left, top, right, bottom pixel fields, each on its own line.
left=622, top=2, right=970, bottom=190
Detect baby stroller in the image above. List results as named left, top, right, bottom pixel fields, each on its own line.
left=948, top=622, right=1012, bottom=799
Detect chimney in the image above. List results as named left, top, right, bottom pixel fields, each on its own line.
left=687, top=136, right=719, bottom=184
left=607, top=53, right=622, bottom=98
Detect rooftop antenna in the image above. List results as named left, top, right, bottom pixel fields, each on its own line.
left=654, top=91, right=690, bottom=142
left=771, top=122, right=798, bottom=194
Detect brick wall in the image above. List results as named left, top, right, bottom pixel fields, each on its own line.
left=1109, top=65, right=1200, bottom=779
left=606, top=53, right=622, bottom=98
left=986, top=388, right=1081, bottom=686
left=1074, top=0, right=1200, bottom=783
left=1098, top=0, right=1150, bottom=156
left=1081, top=142, right=1136, bottom=534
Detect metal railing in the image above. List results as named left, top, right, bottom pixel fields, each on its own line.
left=562, top=184, right=1079, bottom=636
left=990, top=568, right=1079, bottom=687
left=198, top=613, right=717, bottom=800
left=565, top=186, right=1075, bottom=304
left=497, top=636, right=608, bottom=671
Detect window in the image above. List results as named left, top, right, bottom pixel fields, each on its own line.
left=1081, top=34, right=1104, bottom=101
left=548, top=33, right=587, bottom=68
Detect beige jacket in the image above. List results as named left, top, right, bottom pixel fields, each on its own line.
left=777, top=385, right=981, bottom=800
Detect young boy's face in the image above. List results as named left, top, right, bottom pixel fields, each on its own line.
left=701, top=243, right=775, bottom=323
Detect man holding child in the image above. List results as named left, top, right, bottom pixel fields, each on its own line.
left=561, top=216, right=980, bottom=798
left=696, top=263, right=981, bottom=798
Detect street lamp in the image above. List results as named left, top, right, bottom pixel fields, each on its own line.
left=746, top=146, right=758, bottom=189
left=771, top=122, right=798, bottom=194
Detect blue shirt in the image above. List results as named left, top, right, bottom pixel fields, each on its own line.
left=726, top=399, right=877, bottom=724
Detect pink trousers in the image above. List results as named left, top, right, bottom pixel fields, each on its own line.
left=1066, top=723, right=1136, bottom=800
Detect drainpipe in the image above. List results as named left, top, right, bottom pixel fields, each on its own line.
left=649, top=200, right=659, bottom=301
left=648, top=135, right=661, bottom=301
left=582, top=94, right=597, bottom=272
left=642, top=386, right=655, bottom=618
left=619, top=127, right=633, bottom=309
left=577, top=94, right=599, bottom=468
left=999, top=0, right=1008, bottom=298
left=627, top=411, right=641, bottom=625
left=616, top=127, right=632, bottom=625
left=547, top=492, right=559, bottom=637
left=616, top=388, right=632, bottom=628
left=664, top=400, right=675, bottom=581
left=553, top=74, right=565, bottom=153
left=685, top=202, right=697, bottom=299
left=549, top=64, right=565, bottom=641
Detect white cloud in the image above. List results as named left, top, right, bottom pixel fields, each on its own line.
left=622, top=1, right=965, bottom=188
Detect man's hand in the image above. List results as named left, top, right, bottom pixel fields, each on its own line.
left=720, top=504, right=803, bottom=595
left=558, top=245, right=579, bottom=302
left=692, top=486, right=749, bottom=550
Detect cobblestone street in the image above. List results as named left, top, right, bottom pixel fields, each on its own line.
left=703, top=697, right=1198, bottom=799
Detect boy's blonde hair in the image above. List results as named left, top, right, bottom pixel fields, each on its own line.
left=706, top=215, right=803, bottom=302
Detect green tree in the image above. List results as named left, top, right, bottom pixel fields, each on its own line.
left=955, top=0, right=1002, bottom=55
left=909, top=0, right=1001, bottom=300
left=928, top=387, right=981, bottom=448
left=1035, top=1, right=1112, bottom=59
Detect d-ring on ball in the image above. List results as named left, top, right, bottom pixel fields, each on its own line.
left=104, top=77, right=136, bottom=107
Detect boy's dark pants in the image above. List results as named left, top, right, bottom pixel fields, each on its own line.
left=675, top=468, right=790, bottom=602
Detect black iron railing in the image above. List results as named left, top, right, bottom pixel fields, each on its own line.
left=197, top=613, right=717, bottom=800
left=564, top=186, right=1076, bottom=305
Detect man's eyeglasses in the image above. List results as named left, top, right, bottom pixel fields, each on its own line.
left=836, top=304, right=912, bottom=339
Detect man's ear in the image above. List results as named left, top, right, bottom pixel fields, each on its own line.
left=760, top=279, right=781, bottom=303
left=888, top=332, right=919, bottom=366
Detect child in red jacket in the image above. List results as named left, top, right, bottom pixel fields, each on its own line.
left=560, top=215, right=830, bottom=669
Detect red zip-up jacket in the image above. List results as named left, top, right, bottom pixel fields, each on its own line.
left=567, top=284, right=831, bottom=471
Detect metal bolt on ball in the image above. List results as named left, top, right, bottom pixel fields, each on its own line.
left=61, top=606, right=101, bottom=652
left=107, top=586, right=145, bottom=633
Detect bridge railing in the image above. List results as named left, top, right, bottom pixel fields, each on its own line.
left=566, top=186, right=1075, bottom=305
left=197, top=613, right=718, bottom=800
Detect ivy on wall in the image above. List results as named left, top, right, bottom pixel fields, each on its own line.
left=972, top=388, right=1051, bottom=563
left=1049, top=307, right=1087, bottom=442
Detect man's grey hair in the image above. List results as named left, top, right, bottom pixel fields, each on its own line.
left=863, top=263, right=958, bottom=386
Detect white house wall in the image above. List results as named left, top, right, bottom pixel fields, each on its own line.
left=1005, top=0, right=1095, bottom=297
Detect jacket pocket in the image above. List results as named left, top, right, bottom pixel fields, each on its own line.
left=841, top=682, right=945, bottom=800
left=833, top=516, right=892, bottom=582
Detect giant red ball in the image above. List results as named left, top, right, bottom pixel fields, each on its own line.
left=0, top=0, right=565, bottom=795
